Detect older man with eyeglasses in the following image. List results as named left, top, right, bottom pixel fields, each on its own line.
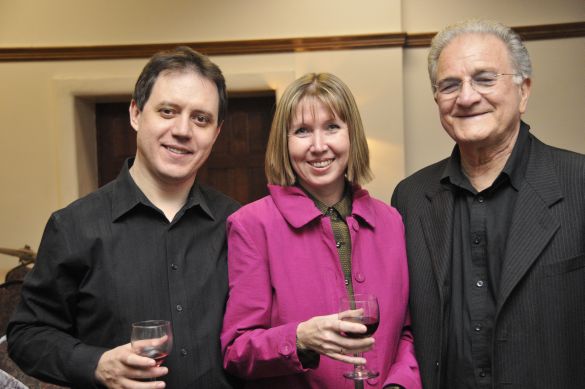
left=391, top=19, right=585, bottom=389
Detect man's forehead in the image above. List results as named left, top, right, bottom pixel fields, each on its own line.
left=438, top=34, right=510, bottom=74
left=156, top=69, right=215, bottom=87
left=150, top=70, right=219, bottom=101
left=444, top=34, right=507, bottom=56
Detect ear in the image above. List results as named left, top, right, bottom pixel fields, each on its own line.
left=518, top=77, right=532, bottom=114
left=129, top=100, right=141, bottom=132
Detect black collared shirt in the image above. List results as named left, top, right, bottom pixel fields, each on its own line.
left=8, top=159, right=241, bottom=389
left=441, top=123, right=531, bottom=388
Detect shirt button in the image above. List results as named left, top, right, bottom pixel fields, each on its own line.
left=474, top=323, right=482, bottom=332
left=171, top=264, right=178, bottom=270
left=176, top=304, right=183, bottom=312
left=336, top=241, right=342, bottom=248
left=476, top=280, right=484, bottom=287
left=278, top=342, right=293, bottom=357
left=479, top=369, right=486, bottom=377
left=477, top=196, right=485, bottom=203
left=180, top=348, right=188, bottom=356
left=344, top=279, right=349, bottom=285
left=473, top=236, right=481, bottom=244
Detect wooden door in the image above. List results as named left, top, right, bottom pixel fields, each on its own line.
left=96, top=101, right=136, bottom=187
left=95, top=92, right=275, bottom=205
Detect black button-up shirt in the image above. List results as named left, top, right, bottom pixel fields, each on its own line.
left=441, top=123, right=531, bottom=388
left=8, top=159, right=241, bottom=389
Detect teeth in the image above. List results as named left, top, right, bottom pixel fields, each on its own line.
left=310, top=160, right=333, bottom=168
left=166, top=146, right=189, bottom=154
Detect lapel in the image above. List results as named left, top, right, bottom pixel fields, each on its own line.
left=497, top=135, right=563, bottom=311
left=421, top=184, right=454, bottom=302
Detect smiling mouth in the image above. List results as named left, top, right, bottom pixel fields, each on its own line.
left=164, top=145, right=191, bottom=155
left=456, top=111, right=487, bottom=118
left=309, top=159, right=333, bottom=168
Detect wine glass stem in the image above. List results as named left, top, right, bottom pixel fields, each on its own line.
left=354, top=352, right=366, bottom=374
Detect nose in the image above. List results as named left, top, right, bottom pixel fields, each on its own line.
left=456, top=79, right=482, bottom=106
left=310, top=130, right=328, bottom=153
left=171, top=115, right=191, bottom=138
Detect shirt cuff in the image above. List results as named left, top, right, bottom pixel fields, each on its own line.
left=295, top=335, right=320, bottom=369
left=68, top=343, right=108, bottom=388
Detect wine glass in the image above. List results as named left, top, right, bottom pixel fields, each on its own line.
left=339, top=293, right=380, bottom=380
left=131, top=320, right=173, bottom=367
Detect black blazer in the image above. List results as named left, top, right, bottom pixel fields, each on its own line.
left=391, top=132, right=585, bottom=389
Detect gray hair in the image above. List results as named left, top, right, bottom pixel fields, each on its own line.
left=428, top=19, right=532, bottom=92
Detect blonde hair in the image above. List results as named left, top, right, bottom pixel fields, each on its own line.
left=265, top=73, right=373, bottom=186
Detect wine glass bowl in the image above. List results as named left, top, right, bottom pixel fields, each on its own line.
left=340, top=315, right=379, bottom=339
left=339, top=294, right=380, bottom=380
left=131, top=320, right=173, bottom=367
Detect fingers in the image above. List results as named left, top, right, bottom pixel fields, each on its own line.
left=131, top=335, right=170, bottom=355
left=324, top=344, right=367, bottom=365
left=338, top=308, right=364, bottom=320
left=95, top=343, right=168, bottom=388
left=126, top=365, right=168, bottom=380
left=296, top=314, right=374, bottom=361
left=126, top=353, right=159, bottom=368
left=338, top=317, right=368, bottom=337
left=333, top=333, right=375, bottom=356
left=329, top=350, right=367, bottom=365
left=126, top=367, right=168, bottom=388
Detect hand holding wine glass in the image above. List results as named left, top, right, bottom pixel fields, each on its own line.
left=339, top=293, right=380, bottom=380
left=131, top=320, right=173, bottom=367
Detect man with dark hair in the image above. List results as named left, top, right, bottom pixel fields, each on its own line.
left=8, top=47, right=240, bottom=389
left=392, top=20, right=585, bottom=388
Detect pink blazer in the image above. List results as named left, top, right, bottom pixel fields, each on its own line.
left=221, top=185, right=421, bottom=388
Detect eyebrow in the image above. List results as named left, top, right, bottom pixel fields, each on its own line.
left=439, top=68, right=499, bottom=80
left=192, top=108, right=215, bottom=118
left=156, top=101, right=216, bottom=119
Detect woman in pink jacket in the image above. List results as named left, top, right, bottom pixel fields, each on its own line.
left=221, top=73, right=421, bottom=389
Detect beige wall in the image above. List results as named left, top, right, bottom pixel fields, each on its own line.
left=402, top=0, right=585, bottom=31
left=0, top=0, right=583, bottom=276
left=0, top=0, right=401, bottom=45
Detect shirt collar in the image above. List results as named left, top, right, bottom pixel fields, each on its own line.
left=268, top=183, right=375, bottom=229
left=441, top=146, right=467, bottom=190
left=111, top=158, right=214, bottom=222
left=185, top=183, right=216, bottom=221
left=502, top=120, right=531, bottom=190
left=441, top=121, right=532, bottom=193
left=299, top=183, right=353, bottom=220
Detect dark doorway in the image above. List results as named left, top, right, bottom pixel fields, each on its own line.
left=95, top=101, right=136, bottom=187
left=95, top=91, right=275, bottom=205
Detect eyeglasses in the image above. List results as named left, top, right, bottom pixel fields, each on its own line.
left=434, top=72, right=521, bottom=100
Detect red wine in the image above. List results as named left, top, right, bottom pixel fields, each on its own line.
left=343, top=316, right=379, bottom=338
left=153, top=353, right=168, bottom=366
left=142, top=348, right=169, bottom=366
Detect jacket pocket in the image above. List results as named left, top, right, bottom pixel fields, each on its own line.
left=544, top=253, right=585, bottom=277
